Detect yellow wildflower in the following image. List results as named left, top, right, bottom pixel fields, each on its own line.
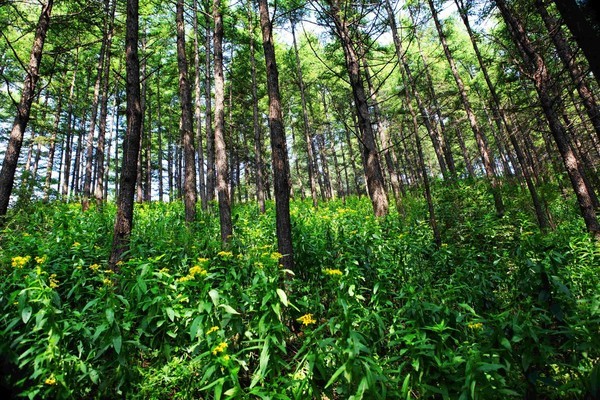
left=177, top=275, right=193, bottom=283
left=297, top=313, right=317, bottom=326
left=49, top=274, right=59, bottom=289
left=206, top=326, right=219, bottom=335
left=323, top=268, right=343, bottom=277
left=159, top=268, right=170, bottom=274
left=197, top=257, right=209, bottom=263
left=270, top=252, right=283, bottom=261
left=102, top=278, right=114, bottom=287
left=222, top=354, right=230, bottom=361
left=189, top=265, right=208, bottom=277
left=212, top=341, right=228, bottom=355
left=89, top=264, right=101, bottom=272
left=35, top=256, right=47, bottom=265
left=217, top=251, right=233, bottom=258
left=11, top=256, right=31, bottom=268
left=72, top=242, right=80, bottom=247
left=467, top=322, right=483, bottom=330
left=254, top=262, right=264, bottom=269
left=44, top=375, right=57, bottom=385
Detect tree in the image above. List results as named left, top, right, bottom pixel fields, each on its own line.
left=109, top=0, right=143, bottom=268
left=0, top=0, right=54, bottom=222
left=213, top=0, right=233, bottom=243
left=257, top=0, right=295, bottom=270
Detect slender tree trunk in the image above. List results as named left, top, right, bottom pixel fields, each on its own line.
left=0, top=0, right=53, bottom=221
left=496, top=0, right=600, bottom=239
left=109, top=0, right=143, bottom=268
left=44, top=88, right=63, bottom=201
left=258, top=0, right=295, bottom=270
left=248, top=2, right=265, bottom=213
left=204, top=6, right=216, bottom=203
left=427, top=0, right=504, bottom=215
left=193, top=0, right=207, bottom=210
left=156, top=72, right=164, bottom=201
left=327, top=0, right=389, bottom=217
left=213, top=0, right=233, bottom=242
left=177, top=0, right=198, bottom=222
left=291, top=21, right=319, bottom=208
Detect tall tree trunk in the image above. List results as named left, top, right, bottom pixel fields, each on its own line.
left=496, top=0, right=600, bottom=239
left=177, top=0, right=198, bottom=222
left=213, top=0, right=233, bottom=242
left=258, top=0, right=295, bottom=270
left=290, top=21, right=319, bottom=208
left=204, top=6, right=216, bottom=203
left=0, top=0, right=53, bottom=221
left=193, top=0, right=207, bottom=210
left=326, top=0, right=389, bottom=217
left=427, top=0, right=504, bottom=215
left=553, top=0, right=600, bottom=86
left=109, top=0, right=143, bottom=268
left=43, top=87, right=63, bottom=201
left=249, top=2, right=265, bottom=213
left=156, top=71, right=164, bottom=201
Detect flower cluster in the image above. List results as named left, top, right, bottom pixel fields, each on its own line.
left=212, top=341, right=228, bottom=355
left=45, top=375, right=57, bottom=385
left=206, top=326, right=219, bottom=335
left=11, top=256, right=31, bottom=268
left=49, top=274, right=59, bottom=289
left=217, top=251, right=233, bottom=258
left=323, top=268, right=343, bottom=277
left=270, top=252, right=283, bottom=261
left=297, top=313, right=316, bottom=326
left=467, top=322, right=483, bottom=330
left=178, top=264, right=208, bottom=282
left=89, top=263, right=101, bottom=272
left=35, top=255, right=47, bottom=265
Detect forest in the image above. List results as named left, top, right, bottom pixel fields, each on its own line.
left=0, top=0, right=599, bottom=398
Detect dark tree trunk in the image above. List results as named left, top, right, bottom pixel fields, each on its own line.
left=204, top=6, right=216, bottom=203
left=0, top=0, right=53, bottom=221
left=109, top=0, right=143, bottom=269
left=177, top=0, right=198, bottom=222
left=193, top=0, right=207, bottom=210
left=213, top=0, right=233, bottom=243
left=326, top=0, right=389, bottom=217
left=497, top=0, right=600, bottom=239
left=258, top=0, right=295, bottom=270
left=44, top=87, right=63, bottom=201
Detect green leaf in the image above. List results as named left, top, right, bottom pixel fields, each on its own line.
left=220, top=304, right=240, bottom=315
left=166, top=307, right=175, bottom=322
left=189, top=316, right=202, bottom=340
left=209, top=289, right=220, bottom=306
left=21, top=306, right=32, bottom=324
left=106, top=308, right=114, bottom=325
left=325, top=362, right=348, bottom=388
left=276, top=288, right=288, bottom=306
left=113, top=334, right=122, bottom=354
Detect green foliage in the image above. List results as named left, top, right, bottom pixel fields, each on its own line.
left=0, top=187, right=598, bottom=398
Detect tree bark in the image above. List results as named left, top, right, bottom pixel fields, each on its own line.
left=258, top=0, right=295, bottom=270
left=204, top=5, right=216, bottom=203
left=193, top=0, right=207, bottom=210
left=0, top=0, right=53, bottom=221
left=497, top=0, right=600, bottom=239
left=177, top=0, right=198, bottom=223
left=109, top=0, right=143, bottom=268
left=213, top=0, right=233, bottom=242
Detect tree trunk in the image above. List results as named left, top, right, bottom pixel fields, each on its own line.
left=213, top=0, right=233, bottom=242
left=258, top=0, right=295, bottom=270
left=44, top=87, right=63, bottom=201
left=0, top=0, right=53, bottom=221
left=497, top=0, right=600, bottom=239
left=193, top=0, right=207, bottom=210
left=326, top=0, right=389, bottom=217
left=177, top=0, right=198, bottom=222
left=109, top=0, right=143, bottom=268
left=204, top=6, right=216, bottom=203
left=427, top=0, right=504, bottom=216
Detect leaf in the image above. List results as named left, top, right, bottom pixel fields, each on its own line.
left=113, top=334, right=122, bottom=354
left=166, top=307, right=175, bottom=322
left=325, top=362, right=348, bottom=388
left=220, top=304, right=240, bottom=315
left=209, top=289, right=220, bottom=306
left=276, top=288, right=288, bottom=306
left=21, top=306, right=32, bottom=324
left=106, top=308, right=114, bottom=325
left=189, top=316, right=202, bottom=340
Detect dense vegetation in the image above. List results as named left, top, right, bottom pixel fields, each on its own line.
left=1, top=183, right=598, bottom=399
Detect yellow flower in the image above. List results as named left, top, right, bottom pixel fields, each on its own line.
left=197, top=257, right=209, bottom=263
left=189, top=265, right=207, bottom=277
left=72, top=242, right=80, bottom=247
left=222, top=354, right=230, bottom=361
left=212, top=341, right=228, bottom=355
left=89, top=263, right=101, bottom=272
left=177, top=275, right=193, bottom=283
left=159, top=268, right=170, bottom=274
left=45, top=375, right=57, bottom=385
left=217, top=251, right=233, bottom=258
left=467, top=322, right=483, bottom=330
left=270, top=252, right=283, bottom=261
left=323, top=268, right=343, bottom=277
left=35, top=255, right=47, bottom=265
left=11, top=256, right=31, bottom=268
left=297, top=313, right=317, bottom=326
left=49, top=274, right=59, bottom=289
left=207, top=326, right=219, bottom=335
left=102, top=278, right=114, bottom=287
